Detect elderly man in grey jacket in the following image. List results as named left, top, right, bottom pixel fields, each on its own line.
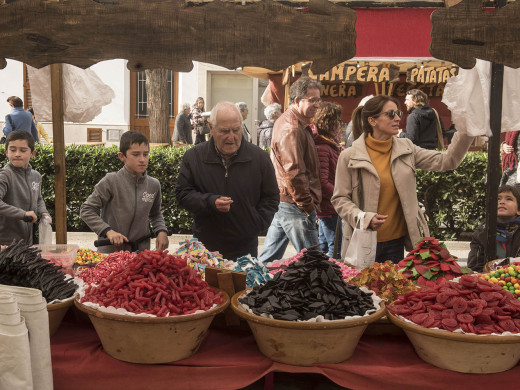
left=236, top=102, right=252, bottom=143
left=172, top=102, right=193, bottom=144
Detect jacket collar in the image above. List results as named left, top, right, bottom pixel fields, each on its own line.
left=313, top=132, right=341, bottom=149
left=5, top=162, right=32, bottom=174
left=203, top=137, right=252, bottom=164
left=119, top=166, right=146, bottom=183
left=349, top=133, right=413, bottom=168
left=288, top=105, right=312, bottom=132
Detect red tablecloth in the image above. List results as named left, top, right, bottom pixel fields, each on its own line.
left=51, top=319, right=520, bottom=390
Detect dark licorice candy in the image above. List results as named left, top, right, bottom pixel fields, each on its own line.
left=239, top=246, right=375, bottom=321
left=0, top=240, right=77, bottom=302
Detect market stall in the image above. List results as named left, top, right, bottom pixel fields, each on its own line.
left=3, top=1, right=520, bottom=389
left=265, top=60, right=459, bottom=132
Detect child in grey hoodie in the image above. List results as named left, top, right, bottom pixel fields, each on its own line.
left=0, top=130, right=50, bottom=245
left=80, top=131, right=169, bottom=253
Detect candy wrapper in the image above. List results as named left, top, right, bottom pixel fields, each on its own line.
left=234, top=254, right=273, bottom=287
left=175, top=238, right=234, bottom=279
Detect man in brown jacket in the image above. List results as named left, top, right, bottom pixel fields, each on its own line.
left=258, top=77, right=322, bottom=263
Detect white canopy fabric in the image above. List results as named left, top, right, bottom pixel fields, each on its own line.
left=27, top=64, right=115, bottom=123
left=442, top=59, right=520, bottom=137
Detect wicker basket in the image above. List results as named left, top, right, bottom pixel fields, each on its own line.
left=388, top=311, right=520, bottom=374
left=231, top=290, right=385, bottom=365
left=74, top=291, right=229, bottom=364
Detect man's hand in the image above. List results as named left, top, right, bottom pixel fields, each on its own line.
left=24, top=210, right=37, bottom=223
left=369, top=214, right=388, bottom=231
left=106, top=230, right=129, bottom=246
left=155, top=231, right=169, bottom=251
left=215, top=196, right=233, bottom=212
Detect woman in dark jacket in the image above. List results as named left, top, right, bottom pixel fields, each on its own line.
left=313, top=102, right=343, bottom=258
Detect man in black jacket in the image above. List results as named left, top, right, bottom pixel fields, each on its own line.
left=175, top=101, right=279, bottom=260
left=399, top=89, right=444, bottom=150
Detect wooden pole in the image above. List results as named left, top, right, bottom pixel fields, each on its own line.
left=484, top=0, right=507, bottom=263
left=50, top=63, right=67, bottom=244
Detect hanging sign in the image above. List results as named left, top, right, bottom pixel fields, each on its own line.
left=310, top=63, right=400, bottom=83
left=321, top=83, right=363, bottom=98
left=406, top=65, right=459, bottom=84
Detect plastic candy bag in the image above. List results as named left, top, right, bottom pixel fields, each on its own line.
left=38, top=216, right=52, bottom=245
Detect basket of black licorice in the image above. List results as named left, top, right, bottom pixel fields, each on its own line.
left=231, top=247, right=385, bottom=365
left=0, top=240, right=79, bottom=336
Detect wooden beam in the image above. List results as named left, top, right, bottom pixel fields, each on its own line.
left=430, top=0, right=520, bottom=69
left=0, top=0, right=356, bottom=75
left=484, top=0, right=507, bottom=263
left=50, top=63, right=67, bottom=244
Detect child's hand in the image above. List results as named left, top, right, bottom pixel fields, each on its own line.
left=25, top=211, right=37, bottom=223
left=106, top=230, right=128, bottom=246
left=155, top=231, right=169, bottom=251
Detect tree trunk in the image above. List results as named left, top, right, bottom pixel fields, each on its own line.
left=145, top=68, right=169, bottom=143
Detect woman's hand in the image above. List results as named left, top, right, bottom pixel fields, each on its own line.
left=503, top=144, right=514, bottom=154
left=369, top=214, right=388, bottom=230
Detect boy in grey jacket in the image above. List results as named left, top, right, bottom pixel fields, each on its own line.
left=80, top=131, right=169, bottom=253
left=0, top=130, right=50, bottom=245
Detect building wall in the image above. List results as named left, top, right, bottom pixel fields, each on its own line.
left=0, top=59, right=131, bottom=144
left=0, top=59, right=261, bottom=144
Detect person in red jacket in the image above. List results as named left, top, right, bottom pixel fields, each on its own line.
left=313, top=102, right=344, bottom=258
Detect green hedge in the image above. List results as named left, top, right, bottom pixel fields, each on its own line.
left=0, top=144, right=193, bottom=234
left=416, top=151, right=487, bottom=240
left=0, top=145, right=488, bottom=240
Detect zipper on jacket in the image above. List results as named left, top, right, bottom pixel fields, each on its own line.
left=25, top=169, right=33, bottom=242
left=126, top=179, right=138, bottom=240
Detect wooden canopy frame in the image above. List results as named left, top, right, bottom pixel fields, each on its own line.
left=0, top=0, right=516, bottom=257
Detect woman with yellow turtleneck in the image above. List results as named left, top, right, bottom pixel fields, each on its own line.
left=331, top=95, right=474, bottom=264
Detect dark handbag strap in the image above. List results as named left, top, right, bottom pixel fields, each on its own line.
left=6, top=114, right=15, bottom=129
left=332, top=216, right=341, bottom=259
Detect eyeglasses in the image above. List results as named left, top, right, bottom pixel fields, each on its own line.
left=373, top=109, right=403, bottom=120
left=301, top=97, right=322, bottom=104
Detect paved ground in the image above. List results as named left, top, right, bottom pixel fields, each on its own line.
left=62, top=232, right=470, bottom=264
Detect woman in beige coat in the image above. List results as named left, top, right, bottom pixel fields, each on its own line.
left=331, top=95, right=474, bottom=263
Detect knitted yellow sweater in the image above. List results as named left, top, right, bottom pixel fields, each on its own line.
left=365, top=134, right=407, bottom=242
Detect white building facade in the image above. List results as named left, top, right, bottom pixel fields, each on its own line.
left=0, top=59, right=267, bottom=144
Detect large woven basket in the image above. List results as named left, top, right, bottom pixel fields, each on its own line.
left=231, top=290, right=385, bottom=365
left=74, top=291, right=229, bottom=364
left=388, top=311, right=520, bottom=374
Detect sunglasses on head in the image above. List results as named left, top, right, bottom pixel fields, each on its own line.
left=373, top=109, right=403, bottom=120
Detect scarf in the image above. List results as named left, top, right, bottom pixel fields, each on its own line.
left=496, top=216, right=520, bottom=243
left=502, top=131, right=520, bottom=170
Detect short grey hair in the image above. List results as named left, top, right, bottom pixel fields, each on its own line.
left=289, top=77, right=322, bottom=104
left=209, top=102, right=242, bottom=128
left=235, top=102, right=248, bottom=112
left=264, top=103, right=282, bottom=120
left=182, top=102, right=190, bottom=111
